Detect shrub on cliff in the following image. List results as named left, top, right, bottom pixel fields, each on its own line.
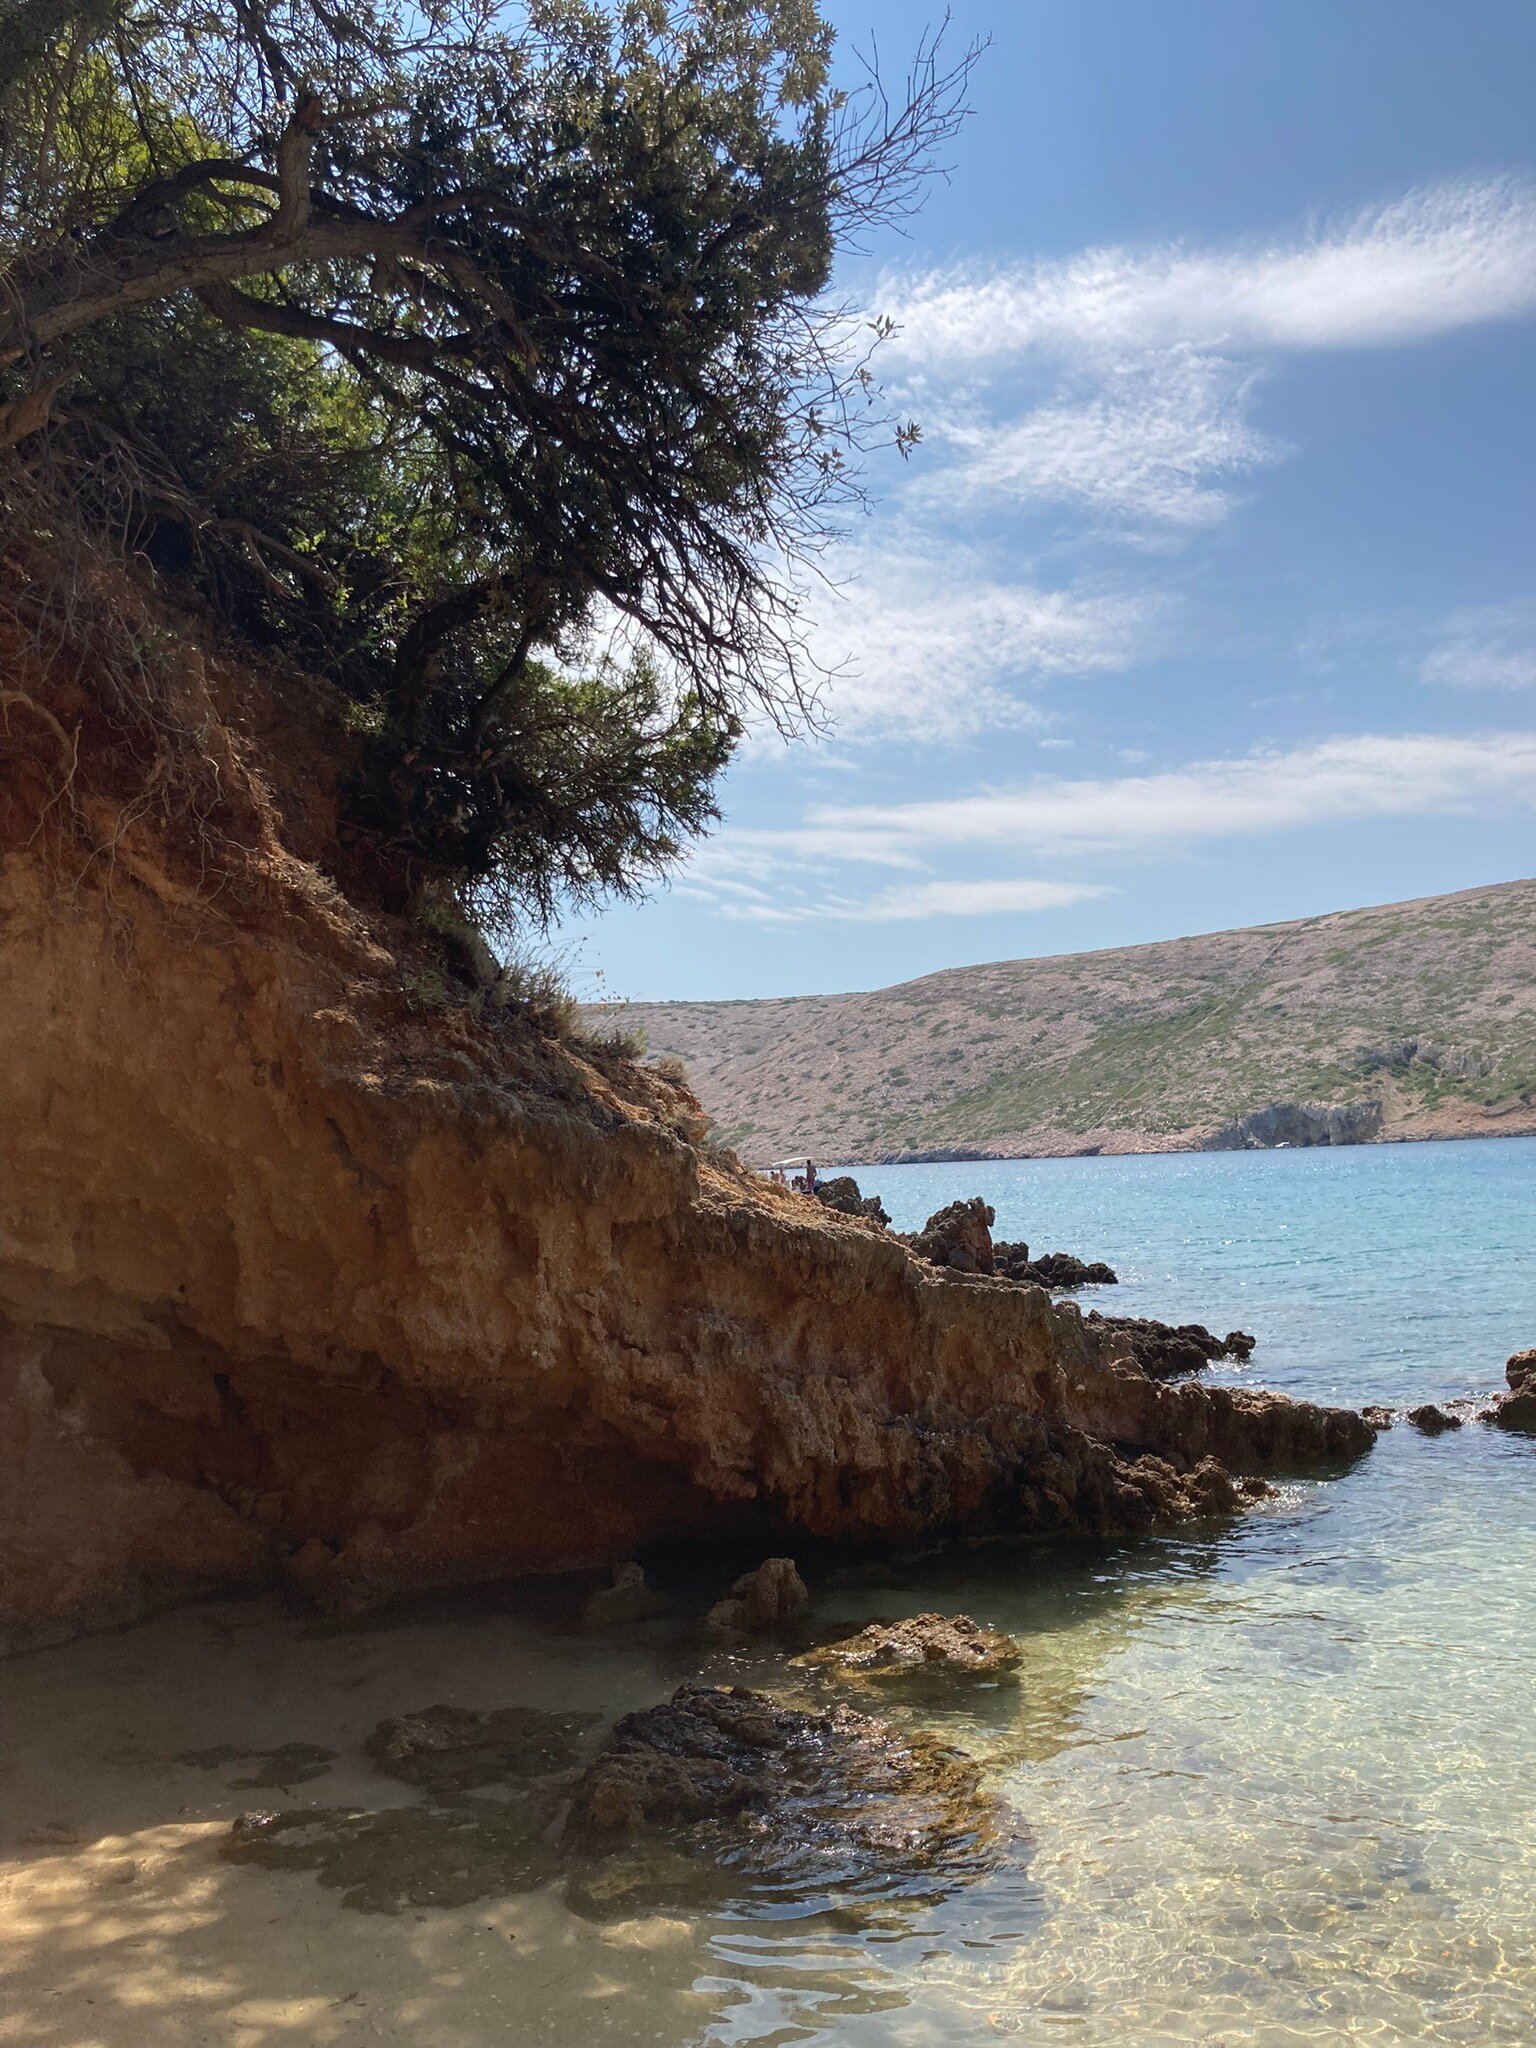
left=0, top=0, right=970, bottom=922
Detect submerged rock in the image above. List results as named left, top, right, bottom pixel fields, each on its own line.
left=366, top=1703, right=596, bottom=1792
left=224, top=1791, right=565, bottom=1914
left=178, top=1741, right=335, bottom=1788
left=794, top=1613, right=1020, bottom=1684
left=582, top=1560, right=667, bottom=1629
left=568, top=1683, right=1019, bottom=1907
left=1085, top=1312, right=1256, bottom=1380
left=1407, top=1403, right=1463, bottom=1435
left=706, top=1557, right=810, bottom=1633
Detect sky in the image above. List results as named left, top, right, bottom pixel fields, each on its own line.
left=564, top=0, right=1536, bottom=1004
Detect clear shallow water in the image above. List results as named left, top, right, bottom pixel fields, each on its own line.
left=3, top=1140, right=1533, bottom=2048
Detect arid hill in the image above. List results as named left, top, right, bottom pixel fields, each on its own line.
left=602, top=882, right=1536, bottom=1162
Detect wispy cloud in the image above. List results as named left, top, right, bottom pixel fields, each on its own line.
left=693, top=876, right=1110, bottom=925
left=862, top=176, right=1536, bottom=547
left=881, top=177, right=1536, bottom=367
left=768, top=179, right=1536, bottom=754
left=679, top=731, right=1536, bottom=923
left=930, top=348, right=1279, bottom=531
left=810, top=731, right=1536, bottom=857
left=798, top=544, right=1156, bottom=744
left=1420, top=603, right=1536, bottom=690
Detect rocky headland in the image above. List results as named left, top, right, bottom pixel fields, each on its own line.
left=1, top=580, right=1371, bottom=1655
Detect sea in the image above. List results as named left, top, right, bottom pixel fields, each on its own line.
left=3, top=1135, right=1533, bottom=2047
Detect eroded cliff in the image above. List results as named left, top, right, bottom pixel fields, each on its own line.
left=0, top=575, right=1369, bottom=1651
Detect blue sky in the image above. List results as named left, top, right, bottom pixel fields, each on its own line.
left=565, top=1, right=1536, bottom=1003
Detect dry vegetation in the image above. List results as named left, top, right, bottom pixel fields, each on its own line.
left=598, top=881, right=1536, bottom=1160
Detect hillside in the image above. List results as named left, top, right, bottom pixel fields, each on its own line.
left=604, top=881, right=1536, bottom=1162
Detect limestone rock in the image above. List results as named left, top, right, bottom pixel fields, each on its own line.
left=1362, top=1405, right=1395, bottom=1430
left=706, top=1557, right=809, bottom=1633
left=1200, top=1100, right=1383, bottom=1152
left=995, top=1244, right=1119, bottom=1290
left=1085, top=1313, right=1256, bottom=1380
left=908, top=1198, right=996, bottom=1274
left=366, top=1704, right=595, bottom=1791
left=1492, top=1387, right=1536, bottom=1432
left=1486, top=1354, right=1536, bottom=1433
left=813, top=1176, right=890, bottom=1228
left=568, top=1683, right=1019, bottom=1901
left=1407, top=1403, right=1463, bottom=1435
left=794, top=1612, right=1020, bottom=1683
left=582, top=1561, right=667, bottom=1629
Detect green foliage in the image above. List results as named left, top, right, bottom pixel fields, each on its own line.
left=1, top=0, right=970, bottom=922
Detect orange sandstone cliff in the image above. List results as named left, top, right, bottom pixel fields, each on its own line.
left=0, top=568, right=1369, bottom=1652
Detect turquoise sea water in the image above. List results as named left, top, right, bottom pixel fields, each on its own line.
left=4, top=1138, right=1533, bottom=2048
left=754, top=1135, right=1536, bottom=2046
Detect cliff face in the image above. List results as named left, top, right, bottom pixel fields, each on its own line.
left=0, top=590, right=1368, bottom=1652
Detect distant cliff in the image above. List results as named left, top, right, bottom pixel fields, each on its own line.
left=597, top=881, right=1536, bottom=1162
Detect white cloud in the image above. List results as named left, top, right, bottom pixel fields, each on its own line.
left=798, top=544, right=1156, bottom=743
left=881, top=177, right=1536, bottom=367
left=802, top=731, right=1536, bottom=858
left=681, top=872, right=1107, bottom=927
left=931, top=348, right=1278, bottom=530
left=674, top=731, right=1536, bottom=927
left=853, top=878, right=1110, bottom=921
left=1420, top=604, right=1536, bottom=690
left=867, top=176, right=1536, bottom=542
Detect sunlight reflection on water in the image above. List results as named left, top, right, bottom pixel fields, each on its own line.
left=3, top=1140, right=1532, bottom=2047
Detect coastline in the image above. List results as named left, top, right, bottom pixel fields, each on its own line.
left=824, top=1111, right=1536, bottom=1171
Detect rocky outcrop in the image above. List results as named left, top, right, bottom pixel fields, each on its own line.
left=907, top=1199, right=1120, bottom=1289
left=813, top=1175, right=891, bottom=1227
left=906, top=1197, right=996, bottom=1274
left=994, top=1242, right=1118, bottom=1290
left=705, top=1556, right=810, bottom=1632
left=568, top=1683, right=1016, bottom=1901
left=0, top=597, right=1373, bottom=1652
left=794, top=1613, right=1019, bottom=1683
left=1352, top=1038, right=1494, bottom=1082
left=1084, top=1314, right=1256, bottom=1381
left=1200, top=1100, right=1383, bottom=1151
left=1486, top=1349, right=1536, bottom=1433
left=1407, top=1403, right=1463, bottom=1435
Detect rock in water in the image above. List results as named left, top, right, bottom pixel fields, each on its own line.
left=582, top=1560, right=667, bottom=1628
left=909, top=1198, right=996, bottom=1274
left=1488, top=1350, right=1536, bottom=1432
left=706, top=1557, right=810, bottom=1632
left=999, top=1247, right=1119, bottom=1290
left=1085, top=1312, right=1256, bottom=1379
left=1407, top=1403, right=1463, bottom=1435
left=794, top=1613, right=1020, bottom=1683
left=568, top=1683, right=1019, bottom=1907
left=366, top=1704, right=596, bottom=1791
